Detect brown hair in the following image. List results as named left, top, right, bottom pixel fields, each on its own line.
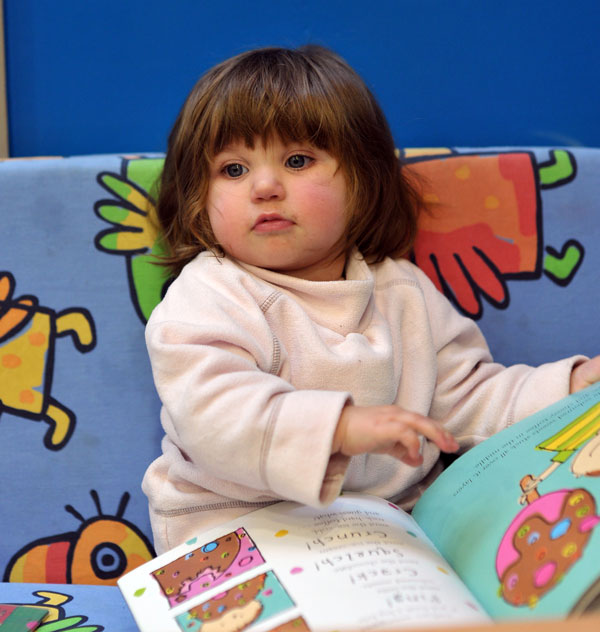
left=157, top=45, right=422, bottom=276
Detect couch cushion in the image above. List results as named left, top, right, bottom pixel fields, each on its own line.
left=1, top=147, right=598, bottom=588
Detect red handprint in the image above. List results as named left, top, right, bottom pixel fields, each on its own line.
left=410, top=152, right=540, bottom=318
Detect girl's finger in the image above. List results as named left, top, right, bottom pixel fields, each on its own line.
left=402, top=415, right=458, bottom=453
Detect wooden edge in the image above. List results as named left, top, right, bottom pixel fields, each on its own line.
left=0, top=1, right=8, bottom=157
left=398, top=613, right=600, bottom=632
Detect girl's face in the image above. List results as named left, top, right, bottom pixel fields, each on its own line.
left=206, top=136, right=348, bottom=281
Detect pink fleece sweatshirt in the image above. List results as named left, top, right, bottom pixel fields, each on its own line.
left=143, top=250, right=581, bottom=553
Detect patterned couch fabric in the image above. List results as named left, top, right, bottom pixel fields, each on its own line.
left=0, top=148, right=598, bottom=621
left=1, top=154, right=163, bottom=590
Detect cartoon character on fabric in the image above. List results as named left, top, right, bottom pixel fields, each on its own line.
left=94, top=157, right=170, bottom=323
left=6, top=590, right=105, bottom=631
left=4, top=490, right=155, bottom=585
left=404, top=149, right=583, bottom=318
left=0, top=272, right=96, bottom=450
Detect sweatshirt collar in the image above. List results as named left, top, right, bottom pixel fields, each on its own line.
left=236, top=250, right=374, bottom=335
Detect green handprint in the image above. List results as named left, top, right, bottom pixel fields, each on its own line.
left=538, top=151, right=585, bottom=286
left=94, top=158, right=170, bottom=323
left=38, top=616, right=102, bottom=632
left=11, top=591, right=105, bottom=632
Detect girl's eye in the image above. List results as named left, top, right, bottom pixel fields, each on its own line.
left=286, top=154, right=312, bottom=169
left=223, top=163, right=248, bottom=178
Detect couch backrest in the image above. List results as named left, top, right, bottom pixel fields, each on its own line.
left=1, top=147, right=598, bottom=585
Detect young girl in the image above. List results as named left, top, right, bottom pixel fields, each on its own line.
left=143, top=45, right=600, bottom=554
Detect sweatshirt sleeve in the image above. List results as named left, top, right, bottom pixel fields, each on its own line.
left=145, top=266, right=351, bottom=508
left=412, top=266, right=586, bottom=446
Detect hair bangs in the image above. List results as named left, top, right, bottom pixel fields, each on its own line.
left=204, top=52, right=347, bottom=157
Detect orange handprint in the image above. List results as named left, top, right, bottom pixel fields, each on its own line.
left=408, top=150, right=579, bottom=318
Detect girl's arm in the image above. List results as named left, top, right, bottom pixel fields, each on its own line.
left=408, top=263, right=587, bottom=446
left=330, top=355, right=600, bottom=467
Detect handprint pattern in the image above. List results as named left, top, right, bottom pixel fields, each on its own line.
left=93, top=151, right=583, bottom=324
left=406, top=149, right=582, bottom=318
left=94, top=158, right=170, bottom=323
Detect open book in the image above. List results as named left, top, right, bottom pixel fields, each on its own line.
left=119, top=382, right=600, bottom=631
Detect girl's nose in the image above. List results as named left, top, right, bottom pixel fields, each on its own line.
left=251, top=170, right=285, bottom=202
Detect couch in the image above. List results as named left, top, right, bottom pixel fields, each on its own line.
left=1, top=147, right=599, bottom=630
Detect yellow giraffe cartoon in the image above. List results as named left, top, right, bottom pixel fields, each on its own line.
left=0, top=272, right=96, bottom=449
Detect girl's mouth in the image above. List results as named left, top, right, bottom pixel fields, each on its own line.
left=253, top=213, right=295, bottom=233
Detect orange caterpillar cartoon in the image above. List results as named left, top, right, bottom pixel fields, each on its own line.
left=4, top=490, right=155, bottom=585
left=0, top=271, right=96, bottom=449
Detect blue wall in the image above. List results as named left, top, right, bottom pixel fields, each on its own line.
left=4, top=0, right=600, bottom=157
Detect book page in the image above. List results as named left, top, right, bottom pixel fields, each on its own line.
left=119, top=494, right=489, bottom=632
left=413, top=382, right=600, bottom=621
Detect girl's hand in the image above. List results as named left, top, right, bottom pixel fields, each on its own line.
left=570, top=355, right=600, bottom=393
left=332, top=404, right=459, bottom=467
